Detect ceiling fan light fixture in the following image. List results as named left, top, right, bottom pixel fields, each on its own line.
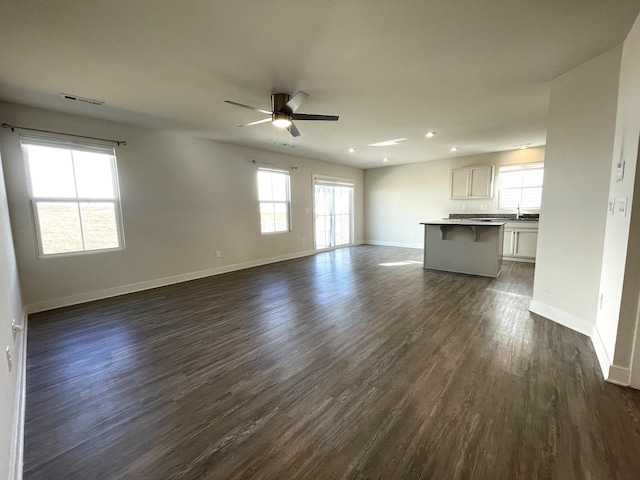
left=272, top=113, right=292, bottom=128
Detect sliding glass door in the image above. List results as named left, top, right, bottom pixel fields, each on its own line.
left=313, top=176, right=354, bottom=251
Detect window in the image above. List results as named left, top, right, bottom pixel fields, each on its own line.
left=498, top=162, right=544, bottom=210
left=21, top=136, right=124, bottom=256
left=257, top=168, right=290, bottom=233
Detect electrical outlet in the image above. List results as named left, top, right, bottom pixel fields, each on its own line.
left=6, top=346, right=12, bottom=372
left=480, top=204, right=488, bottom=211
left=216, top=250, right=221, bottom=258
left=302, top=238, right=305, bottom=244
left=462, top=204, right=468, bottom=211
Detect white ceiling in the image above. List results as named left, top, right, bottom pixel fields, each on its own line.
left=1, top=1, right=639, bottom=169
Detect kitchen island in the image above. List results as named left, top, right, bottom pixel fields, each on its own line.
left=420, top=220, right=506, bottom=277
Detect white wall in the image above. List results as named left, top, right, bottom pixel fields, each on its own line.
left=0, top=101, right=364, bottom=311
left=0, top=146, right=24, bottom=480
left=530, top=46, right=622, bottom=336
left=595, top=14, right=640, bottom=386
left=364, top=147, right=545, bottom=247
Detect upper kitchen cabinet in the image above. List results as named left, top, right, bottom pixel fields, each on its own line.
left=449, top=165, right=494, bottom=199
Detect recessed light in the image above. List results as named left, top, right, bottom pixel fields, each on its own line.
left=426, top=131, right=436, bottom=138
left=450, top=147, right=458, bottom=152
left=369, top=138, right=407, bottom=147
left=383, top=157, right=389, bottom=162
left=348, top=147, right=356, bottom=153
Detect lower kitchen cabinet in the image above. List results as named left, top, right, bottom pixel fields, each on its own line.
left=503, top=222, right=538, bottom=262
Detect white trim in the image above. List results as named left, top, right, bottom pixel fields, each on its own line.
left=591, top=325, right=612, bottom=380
left=25, top=250, right=315, bottom=314
left=502, top=256, right=536, bottom=264
left=608, top=364, right=632, bottom=386
left=8, top=310, right=27, bottom=480
left=528, top=300, right=594, bottom=337
left=365, top=240, right=423, bottom=249
left=312, top=174, right=355, bottom=187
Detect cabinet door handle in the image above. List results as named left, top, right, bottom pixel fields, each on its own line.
left=514, top=231, right=519, bottom=254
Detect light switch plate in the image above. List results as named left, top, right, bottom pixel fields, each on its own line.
left=618, top=197, right=628, bottom=216
left=608, top=198, right=615, bottom=214
left=616, top=159, right=625, bottom=181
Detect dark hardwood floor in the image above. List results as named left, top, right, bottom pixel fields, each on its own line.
left=24, top=246, right=640, bottom=479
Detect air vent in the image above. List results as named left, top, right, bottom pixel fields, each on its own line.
left=61, top=93, right=104, bottom=106
left=279, top=143, right=297, bottom=148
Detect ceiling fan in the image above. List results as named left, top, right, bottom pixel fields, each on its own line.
left=224, top=91, right=339, bottom=137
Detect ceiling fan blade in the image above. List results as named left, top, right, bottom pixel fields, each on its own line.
left=289, top=122, right=301, bottom=137
left=224, top=100, right=272, bottom=115
left=238, top=118, right=272, bottom=127
left=285, top=91, right=309, bottom=113
left=291, top=113, right=339, bottom=121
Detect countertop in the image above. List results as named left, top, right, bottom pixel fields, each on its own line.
left=421, top=220, right=508, bottom=226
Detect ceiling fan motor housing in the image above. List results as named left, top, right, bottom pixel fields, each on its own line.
left=272, top=93, right=293, bottom=115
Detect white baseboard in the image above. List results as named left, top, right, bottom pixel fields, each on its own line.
left=365, top=240, right=423, bottom=249
left=528, top=300, right=594, bottom=337
left=25, top=250, right=315, bottom=314
left=591, top=325, right=611, bottom=380
left=608, top=364, right=632, bottom=386
left=531, top=305, right=633, bottom=386
left=9, top=311, right=27, bottom=480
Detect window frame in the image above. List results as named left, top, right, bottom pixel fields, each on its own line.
left=257, top=167, right=291, bottom=235
left=497, top=162, right=544, bottom=211
left=21, top=135, right=126, bottom=258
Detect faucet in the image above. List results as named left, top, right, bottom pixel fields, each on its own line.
left=516, top=203, right=521, bottom=220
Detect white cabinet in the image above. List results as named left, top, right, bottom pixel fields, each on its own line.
left=503, top=222, right=538, bottom=262
left=450, top=169, right=470, bottom=198
left=450, top=165, right=494, bottom=199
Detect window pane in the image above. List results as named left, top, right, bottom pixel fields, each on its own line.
left=271, top=173, right=287, bottom=201
left=37, top=202, right=83, bottom=254
left=80, top=202, right=120, bottom=250
left=314, top=186, right=331, bottom=215
left=74, top=151, right=116, bottom=199
left=274, top=202, right=288, bottom=231
left=260, top=202, right=275, bottom=233
left=258, top=171, right=273, bottom=201
left=27, top=145, right=77, bottom=198
left=258, top=170, right=290, bottom=233
left=498, top=164, right=544, bottom=210
left=499, top=189, right=521, bottom=209
left=521, top=187, right=542, bottom=209
left=522, top=169, right=544, bottom=187
left=499, top=171, right=523, bottom=189
left=336, top=215, right=351, bottom=245
left=315, top=217, right=330, bottom=249
left=335, top=187, right=351, bottom=214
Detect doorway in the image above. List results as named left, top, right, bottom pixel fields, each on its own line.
left=313, top=176, right=354, bottom=251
